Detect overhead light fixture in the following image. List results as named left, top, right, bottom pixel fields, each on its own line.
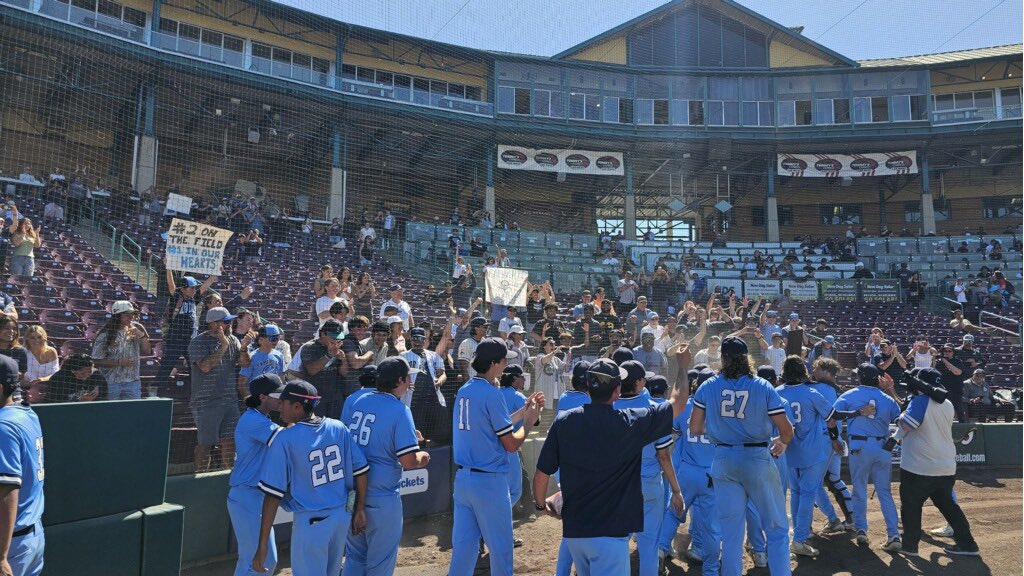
left=230, top=98, right=241, bottom=105
left=247, top=128, right=260, bottom=143
left=262, top=104, right=272, bottom=111
left=215, top=109, right=222, bottom=116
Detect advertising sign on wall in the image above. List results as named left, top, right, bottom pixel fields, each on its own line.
left=498, top=145, right=624, bottom=175
left=860, top=279, right=902, bottom=302
left=820, top=279, right=859, bottom=302
left=782, top=279, right=820, bottom=300
left=744, top=279, right=781, bottom=299
left=778, top=151, right=917, bottom=178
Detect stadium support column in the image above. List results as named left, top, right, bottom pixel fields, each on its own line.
left=485, top=151, right=495, bottom=220
left=133, top=85, right=158, bottom=195
left=624, top=158, right=636, bottom=241
left=765, top=164, right=779, bottom=242
left=920, top=156, right=936, bottom=235
left=329, top=126, right=346, bottom=220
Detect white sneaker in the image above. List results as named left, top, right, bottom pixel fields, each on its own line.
left=881, top=536, right=902, bottom=551
left=822, top=518, right=845, bottom=534
left=856, top=529, right=869, bottom=544
left=791, top=541, right=820, bottom=558
left=930, top=524, right=954, bottom=537
left=750, top=551, right=768, bottom=568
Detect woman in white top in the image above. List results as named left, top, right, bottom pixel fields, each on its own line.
left=907, top=338, right=937, bottom=369
left=24, top=325, right=60, bottom=389
left=314, top=278, right=345, bottom=336
left=335, top=266, right=354, bottom=302
left=532, top=337, right=564, bottom=405
left=505, top=327, right=530, bottom=369
left=953, top=278, right=968, bottom=304
left=453, top=256, right=467, bottom=280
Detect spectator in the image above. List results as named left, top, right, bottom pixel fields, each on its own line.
left=361, top=320, right=392, bottom=366
left=570, top=290, right=594, bottom=321
left=379, top=284, right=413, bottom=331
left=40, top=353, right=106, bottom=403
left=808, top=318, right=830, bottom=341
left=237, top=324, right=286, bottom=397
left=351, top=272, right=377, bottom=319
left=955, top=334, right=986, bottom=370
left=950, top=309, right=988, bottom=336
left=602, top=252, right=620, bottom=266
left=382, top=209, right=395, bottom=248
left=22, top=327, right=59, bottom=398
left=0, top=317, right=27, bottom=386
left=158, top=272, right=215, bottom=386
left=935, top=344, right=966, bottom=421
left=693, top=335, right=722, bottom=372
left=906, top=337, right=936, bottom=369
left=10, top=217, right=40, bottom=277
left=359, top=235, right=377, bottom=267
left=757, top=332, right=787, bottom=375
left=759, top=308, right=783, bottom=342
left=876, top=340, right=907, bottom=382
left=312, top=264, right=335, bottom=298
left=650, top=266, right=672, bottom=314
left=400, top=327, right=447, bottom=441
left=498, top=306, right=523, bottom=338
left=90, top=301, right=152, bottom=400
left=452, top=256, right=468, bottom=280
left=532, top=337, right=565, bottom=406
left=315, top=278, right=346, bottom=334
left=294, top=319, right=348, bottom=419
left=781, top=312, right=804, bottom=356
left=386, top=316, right=406, bottom=355
left=457, top=317, right=488, bottom=380
left=851, top=262, right=874, bottom=279
left=594, top=298, right=621, bottom=336
left=0, top=217, right=10, bottom=274
left=617, top=271, right=639, bottom=306
left=505, top=326, right=530, bottom=369
left=962, top=369, right=993, bottom=423
left=531, top=303, right=565, bottom=346
left=327, top=217, right=343, bottom=244
left=806, top=335, right=837, bottom=367
left=337, top=316, right=373, bottom=397
left=952, top=278, right=968, bottom=304
left=188, top=307, right=252, bottom=472
left=632, top=332, right=668, bottom=376
left=906, top=273, right=925, bottom=307
left=241, top=229, right=263, bottom=263
left=359, top=220, right=376, bottom=243
left=572, top=304, right=603, bottom=363
left=689, top=272, right=707, bottom=301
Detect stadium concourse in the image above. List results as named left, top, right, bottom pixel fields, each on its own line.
left=0, top=0, right=1022, bottom=573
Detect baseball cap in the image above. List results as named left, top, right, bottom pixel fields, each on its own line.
left=570, top=360, right=592, bottom=389
left=756, top=365, right=778, bottom=384
left=258, top=324, right=283, bottom=339
left=0, top=355, right=18, bottom=389
left=637, top=295, right=647, bottom=302
left=640, top=331, right=656, bottom=340
left=500, top=364, right=525, bottom=387
left=206, top=307, right=236, bottom=323
left=766, top=310, right=778, bottom=317
left=824, top=335, right=835, bottom=344
left=621, top=360, right=654, bottom=385
left=473, top=337, right=517, bottom=363
left=648, top=312, right=660, bottom=319
left=181, top=276, right=200, bottom=288
left=509, top=325, right=525, bottom=334
left=855, top=363, right=881, bottom=387
left=377, top=356, right=419, bottom=383
left=386, top=315, right=403, bottom=325
left=720, top=336, right=748, bottom=357
left=911, top=367, right=942, bottom=388
left=688, top=366, right=716, bottom=388
left=788, top=312, right=799, bottom=320
left=963, top=334, right=975, bottom=342
left=248, top=373, right=285, bottom=399
left=587, top=358, right=628, bottom=392
left=941, top=343, right=955, bottom=351
left=410, top=327, right=427, bottom=340
left=319, top=319, right=345, bottom=340
left=278, top=380, right=321, bottom=407
left=359, top=364, right=378, bottom=387
left=111, top=300, right=135, bottom=315
left=611, top=347, right=634, bottom=365
left=856, top=262, right=865, bottom=267
left=389, top=284, right=403, bottom=292
left=645, top=375, right=669, bottom=397
left=469, top=317, right=489, bottom=328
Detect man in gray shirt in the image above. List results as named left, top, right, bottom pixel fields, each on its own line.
left=188, top=307, right=251, bottom=472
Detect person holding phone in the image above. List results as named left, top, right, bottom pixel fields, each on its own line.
left=91, top=300, right=152, bottom=400
left=39, top=354, right=107, bottom=403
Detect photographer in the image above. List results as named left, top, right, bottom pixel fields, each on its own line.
left=894, top=367, right=980, bottom=558
left=935, top=344, right=966, bottom=421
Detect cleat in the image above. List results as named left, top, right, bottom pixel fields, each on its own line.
left=844, top=520, right=856, bottom=531
left=822, top=518, right=845, bottom=534
left=750, top=551, right=768, bottom=568
left=901, top=548, right=919, bottom=557
left=930, top=524, right=954, bottom=537
left=791, top=541, right=820, bottom=557
left=943, top=545, right=980, bottom=557
left=513, top=537, right=524, bottom=548
left=856, top=529, right=869, bottom=544
left=881, top=536, right=902, bottom=551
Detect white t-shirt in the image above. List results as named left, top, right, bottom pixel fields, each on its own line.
left=384, top=215, right=395, bottom=231
left=498, top=317, right=522, bottom=335
left=457, top=337, right=480, bottom=378
left=900, top=397, right=956, bottom=477
left=379, top=299, right=412, bottom=330
left=359, top=226, right=376, bottom=241
left=953, top=283, right=967, bottom=303
left=618, top=279, right=637, bottom=304
left=764, top=346, right=786, bottom=375
left=453, top=263, right=468, bottom=278
left=314, top=296, right=345, bottom=336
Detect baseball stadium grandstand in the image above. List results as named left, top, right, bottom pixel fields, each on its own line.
left=0, top=0, right=1020, bottom=573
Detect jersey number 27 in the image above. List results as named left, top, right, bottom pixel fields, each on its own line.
left=720, top=390, right=749, bottom=419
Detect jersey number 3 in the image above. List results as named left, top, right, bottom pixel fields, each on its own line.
left=309, top=445, right=344, bottom=487
left=720, top=390, right=749, bottom=419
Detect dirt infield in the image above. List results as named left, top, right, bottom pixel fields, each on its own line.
left=185, top=468, right=1021, bottom=576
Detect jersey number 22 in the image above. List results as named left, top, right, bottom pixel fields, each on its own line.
left=309, top=445, right=344, bottom=487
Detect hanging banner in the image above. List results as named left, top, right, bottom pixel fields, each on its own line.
left=820, top=279, right=859, bottom=302
left=860, top=279, right=902, bottom=302
left=165, top=193, right=193, bottom=215
left=782, top=280, right=819, bottom=300
left=164, top=218, right=233, bottom=276
left=484, top=267, right=530, bottom=307
left=707, top=278, right=743, bottom=298
left=497, top=145, right=624, bottom=175
left=778, top=151, right=917, bottom=177
left=744, top=279, right=781, bottom=299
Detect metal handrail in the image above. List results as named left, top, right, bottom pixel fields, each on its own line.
left=979, top=310, right=1022, bottom=340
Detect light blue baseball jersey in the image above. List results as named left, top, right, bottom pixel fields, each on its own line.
left=835, top=387, right=901, bottom=440
left=692, top=374, right=787, bottom=445
left=230, top=408, right=280, bottom=488
left=674, top=399, right=715, bottom=468
left=0, top=405, right=44, bottom=531
left=810, top=382, right=838, bottom=430
left=614, top=394, right=673, bottom=478
left=340, top=388, right=376, bottom=425
left=258, top=418, right=368, bottom=512
left=344, top=391, right=421, bottom=498
left=500, top=387, right=528, bottom=432
left=556, top=390, right=590, bottom=413
left=452, top=377, right=514, bottom=473
left=239, top=349, right=285, bottom=382
left=775, top=383, right=834, bottom=468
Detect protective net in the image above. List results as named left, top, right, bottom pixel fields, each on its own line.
left=0, top=0, right=1020, bottom=472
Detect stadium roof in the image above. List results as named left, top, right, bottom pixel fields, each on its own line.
left=858, top=43, right=1024, bottom=68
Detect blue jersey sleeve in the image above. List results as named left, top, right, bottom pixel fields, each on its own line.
left=900, top=395, right=930, bottom=429
left=395, top=406, right=421, bottom=458
left=883, top=396, right=902, bottom=424
left=535, top=418, right=560, bottom=476
left=765, top=382, right=787, bottom=417
left=692, top=381, right=710, bottom=410
left=488, top=388, right=515, bottom=437
left=633, top=401, right=675, bottom=448
left=654, top=433, right=674, bottom=451
left=833, top=393, right=851, bottom=414
left=0, top=423, right=23, bottom=486
left=809, top=388, right=834, bottom=420
left=258, top=433, right=290, bottom=499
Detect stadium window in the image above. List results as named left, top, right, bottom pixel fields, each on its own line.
left=653, top=100, right=669, bottom=124
left=252, top=42, right=271, bottom=60
left=635, top=99, right=654, bottom=125
left=982, top=197, right=1022, bottom=219
left=814, top=98, right=850, bottom=124
left=159, top=17, right=175, bottom=33
left=497, top=86, right=514, bottom=114
left=292, top=53, right=310, bottom=68
left=179, top=23, right=200, bottom=41
left=751, top=205, right=765, bottom=227
left=122, top=5, right=144, bottom=26
left=688, top=100, right=705, bottom=125
left=223, top=36, right=244, bottom=54
left=904, top=200, right=950, bottom=222
left=669, top=100, right=689, bottom=125
left=618, top=98, right=633, bottom=124
left=779, top=206, right=793, bottom=226
left=375, top=71, right=393, bottom=86
left=741, top=77, right=772, bottom=126
left=356, top=67, right=375, bottom=83
left=853, top=96, right=888, bottom=123
left=532, top=89, right=552, bottom=116
left=465, top=86, right=482, bottom=101
left=602, top=96, right=620, bottom=123
left=892, top=94, right=928, bottom=121
left=1000, top=87, right=1021, bottom=118
left=820, top=205, right=862, bottom=225
left=514, top=88, right=531, bottom=115
left=341, top=64, right=356, bottom=79
left=722, top=18, right=745, bottom=67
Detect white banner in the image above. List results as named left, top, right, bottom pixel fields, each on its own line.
left=485, top=267, right=530, bottom=307
left=707, top=278, right=743, bottom=297
left=498, top=145, right=624, bottom=175
left=165, top=218, right=233, bottom=276
left=744, top=279, right=781, bottom=299
left=165, top=192, right=193, bottom=215
left=778, top=151, right=917, bottom=177
left=782, top=279, right=819, bottom=300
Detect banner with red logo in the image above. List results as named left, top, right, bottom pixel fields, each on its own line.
left=777, top=151, right=917, bottom=178
left=497, top=145, right=624, bottom=175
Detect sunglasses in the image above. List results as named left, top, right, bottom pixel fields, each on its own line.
left=266, top=335, right=281, bottom=342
